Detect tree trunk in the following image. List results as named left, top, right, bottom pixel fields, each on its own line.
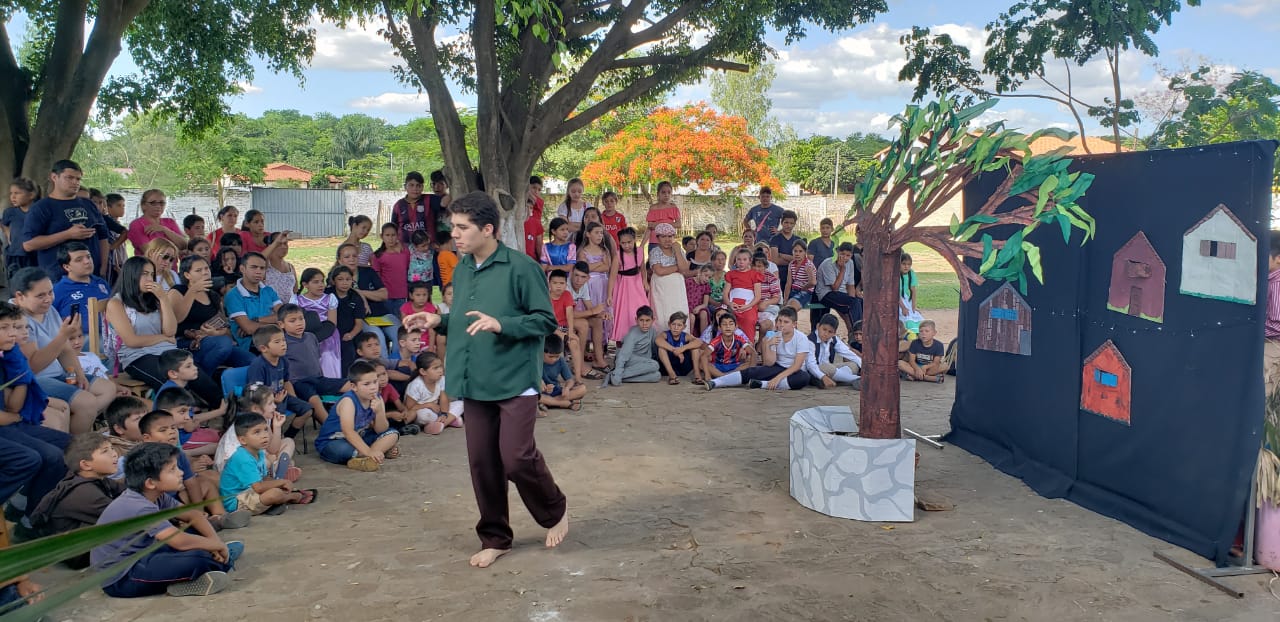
left=0, top=20, right=33, bottom=181
left=858, top=226, right=902, bottom=439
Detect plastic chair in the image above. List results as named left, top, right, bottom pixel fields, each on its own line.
left=220, top=366, right=249, bottom=398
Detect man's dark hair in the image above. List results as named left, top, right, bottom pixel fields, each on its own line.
left=182, top=214, right=205, bottom=231
left=106, top=396, right=149, bottom=435
left=159, top=349, right=193, bottom=378
left=51, top=160, right=82, bottom=174
left=353, top=331, right=379, bottom=350
left=836, top=242, right=856, bottom=254
left=405, top=171, right=425, bottom=185
left=544, top=333, right=564, bottom=355
left=124, top=442, right=179, bottom=492
left=548, top=269, right=568, bottom=282
left=241, top=251, right=266, bottom=266
left=448, top=191, right=500, bottom=234
left=105, top=193, right=125, bottom=206
left=138, top=410, right=175, bottom=436
left=12, top=267, right=50, bottom=294
left=276, top=303, right=304, bottom=322
left=154, top=386, right=197, bottom=412
left=234, top=413, right=268, bottom=437
left=57, top=242, right=92, bottom=269
left=529, top=175, right=543, bottom=186
left=348, top=359, right=378, bottom=382
left=759, top=187, right=772, bottom=196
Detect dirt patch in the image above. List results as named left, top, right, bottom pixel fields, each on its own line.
left=39, top=309, right=1278, bottom=621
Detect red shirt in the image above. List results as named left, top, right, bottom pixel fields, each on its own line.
left=524, top=198, right=545, bottom=260
left=551, top=290, right=574, bottom=327
left=645, top=206, right=681, bottom=244
left=380, top=383, right=400, bottom=406
left=600, top=210, right=627, bottom=242
left=725, top=269, right=765, bottom=305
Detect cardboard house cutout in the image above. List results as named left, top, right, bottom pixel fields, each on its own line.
left=976, top=282, right=1032, bottom=355
left=1081, top=340, right=1132, bottom=425
left=1107, top=232, right=1166, bottom=323
left=1179, top=204, right=1257, bottom=305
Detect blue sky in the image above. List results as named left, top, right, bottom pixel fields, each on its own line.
left=6, top=0, right=1278, bottom=139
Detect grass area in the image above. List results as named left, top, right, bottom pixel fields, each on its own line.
left=915, top=272, right=961, bottom=310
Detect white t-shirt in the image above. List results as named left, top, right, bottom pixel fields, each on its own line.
left=406, top=376, right=444, bottom=406
left=78, top=353, right=108, bottom=378
left=771, top=331, right=813, bottom=368
left=214, top=429, right=241, bottom=472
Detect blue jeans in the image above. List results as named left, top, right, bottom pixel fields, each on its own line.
left=0, top=423, right=70, bottom=517
left=360, top=316, right=401, bottom=359
left=387, top=298, right=406, bottom=318
left=182, top=335, right=256, bottom=375
left=102, top=546, right=231, bottom=598
left=317, top=428, right=398, bottom=465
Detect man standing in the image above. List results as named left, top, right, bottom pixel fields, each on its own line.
left=23, top=160, right=109, bottom=279
left=409, top=191, right=567, bottom=569
left=52, top=242, right=112, bottom=335
left=224, top=252, right=282, bottom=349
left=741, top=187, right=784, bottom=240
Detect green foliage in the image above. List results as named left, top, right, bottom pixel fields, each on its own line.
left=709, top=59, right=788, bottom=148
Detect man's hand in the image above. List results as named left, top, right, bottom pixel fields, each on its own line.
left=66, top=224, right=95, bottom=240
left=402, top=312, right=441, bottom=332
left=465, top=310, right=502, bottom=335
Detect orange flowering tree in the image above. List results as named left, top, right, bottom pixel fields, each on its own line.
left=582, top=103, right=779, bottom=200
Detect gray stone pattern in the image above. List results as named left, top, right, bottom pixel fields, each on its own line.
left=789, top=405, right=916, bottom=522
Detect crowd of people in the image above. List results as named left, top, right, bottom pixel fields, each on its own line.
left=0, top=162, right=948, bottom=605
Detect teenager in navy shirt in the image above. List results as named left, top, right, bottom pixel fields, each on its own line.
left=22, top=160, right=108, bottom=279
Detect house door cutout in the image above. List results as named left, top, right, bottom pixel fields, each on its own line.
left=1128, top=287, right=1142, bottom=317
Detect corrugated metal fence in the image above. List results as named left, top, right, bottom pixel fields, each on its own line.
left=249, top=188, right=346, bottom=238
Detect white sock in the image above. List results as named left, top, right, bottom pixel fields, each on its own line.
left=775, top=378, right=790, bottom=391
left=712, top=372, right=742, bottom=388
left=832, top=367, right=857, bottom=383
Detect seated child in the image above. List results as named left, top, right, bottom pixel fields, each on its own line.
left=214, top=384, right=299, bottom=481
left=246, top=325, right=320, bottom=439
left=655, top=311, right=704, bottom=384
left=155, top=387, right=215, bottom=468
left=705, top=307, right=811, bottom=391
left=314, top=360, right=400, bottom=472
left=603, top=306, right=662, bottom=386
left=698, top=312, right=755, bottom=382
left=139, top=410, right=249, bottom=530
left=401, top=281, right=437, bottom=352
left=279, top=303, right=349, bottom=421
left=104, top=396, right=149, bottom=479
left=354, top=331, right=413, bottom=390
left=806, top=314, right=863, bottom=389
left=71, top=328, right=108, bottom=379
left=547, top=269, right=587, bottom=382
left=404, top=352, right=462, bottom=434
left=91, top=442, right=242, bottom=598
left=0, top=574, right=42, bottom=615
left=784, top=240, right=817, bottom=312
left=568, top=261, right=608, bottom=378
left=374, top=362, right=413, bottom=433
left=900, top=319, right=946, bottom=383
left=219, top=413, right=316, bottom=516
left=686, top=264, right=713, bottom=337
left=391, top=326, right=425, bottom=395
left=540, top=334, right=587, bottom=412
left=30, top=433, right=125, bottom=568
left=155, top=350, right=226, bottom=453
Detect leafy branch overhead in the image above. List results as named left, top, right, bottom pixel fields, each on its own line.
left=849, top=98, right=1096, bottom=300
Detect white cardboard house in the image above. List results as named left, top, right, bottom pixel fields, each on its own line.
left=1179, top=204, right=1257, bottom=305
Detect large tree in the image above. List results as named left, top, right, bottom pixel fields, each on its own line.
left=0, top=0, right=354, bottom=183
left=849, top=99, right=1095, bottom=439
left=378, top=0, right=886, bottom=247
left=898, top=0, right=1201, bottom=151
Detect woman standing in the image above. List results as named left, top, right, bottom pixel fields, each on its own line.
left=647, top=223, right=690, bottom=332
left=106, top=257, right=222, bottom=406
left=170, top=255, right=255, bottom=375
left=370, top=223, right=410, bottom=316
left=263, top=231, right=297, bottom=304
left=126, top=190, right=187, bottom=256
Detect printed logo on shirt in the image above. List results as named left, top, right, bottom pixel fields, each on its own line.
left=64, top=205, right=92, bottom=226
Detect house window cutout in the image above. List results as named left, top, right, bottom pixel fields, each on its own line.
left=1181, top=204, right=1257, bottom=305
left=1108, top=232, right=1166, bottom=323
left=1081, top=340, right=1132, bottom=425
left=976, top=282, right=1031, bottom=356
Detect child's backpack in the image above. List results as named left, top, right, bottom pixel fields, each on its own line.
left=943, top=337, right=959, bottom=376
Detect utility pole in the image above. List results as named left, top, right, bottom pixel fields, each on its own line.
left=833, top=147, right=841, bottom=197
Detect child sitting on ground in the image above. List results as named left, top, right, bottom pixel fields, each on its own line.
left=403, top=352, right=462, bottom=434
left=655, top=311, right=704, bottom=384
left=699, top=312, right=755, bottom=382
left=278, top=304, right=349, bottom=418
left=401, top=281, right=437, bottom=351
left=156, top=350, right=228, bottom=448
left=705, top=306, right=812, bottom=391
left=374, top=362, right=412, bottom=433
left=30, top=433, right=125, bottom=567
left=92, top=442, right=242, bottom=598
left=247, top=325, right=321, bottom=438
left=314, top=360, right=400, bottom=472
left=103, top=396, right=149, bottom=479
left=219, top=413, right=316, bottom=517
left=806, top=314, right=863, bottom=389
left=547, top=269, right=589, bottom=382
left=154, top=387, right=215, bottom=467
left=139, top=410, right=249, bottom=530
left=213, top=384, right=299, bottom=481
left=391, top=326, right=425, bottom=394
left=540, top=334, right=587, bottom=412
left=900, top=319, right=946, bottom=383
left=354, top=331, right=414, bottom=389
left=603, top=306, right=662, bottom=386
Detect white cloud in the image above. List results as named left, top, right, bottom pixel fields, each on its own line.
left=1220, top=0, right=1275, bottom=18
left=309, top=18, right=399, bottom=72
left=234, top=81, right=262, bottom=94
left=348, top=92, right=430, bottom=114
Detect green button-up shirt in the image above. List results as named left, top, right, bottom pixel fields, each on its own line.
left=436, top=241, right=557, bottom=401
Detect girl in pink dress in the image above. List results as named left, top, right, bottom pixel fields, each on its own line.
left=609, top=227, right=649, bottom=342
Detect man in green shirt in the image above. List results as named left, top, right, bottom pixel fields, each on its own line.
left=407, top=192, right=567, bottom=569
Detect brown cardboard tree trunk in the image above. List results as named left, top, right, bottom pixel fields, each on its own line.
left=858, top=224, right=903, bottom=440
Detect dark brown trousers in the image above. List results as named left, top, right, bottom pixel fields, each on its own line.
left=464, top=395, right=567, bottom=550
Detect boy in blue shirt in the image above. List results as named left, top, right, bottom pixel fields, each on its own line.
left=539, top=334, right=586, bottom=411
left=219, top=413, right=315, bottom=515
left=246, top=325, right=319, bottom=439
left=91, top=442, right=242, bottom=598
left=315, top=360, right=399, bottom=471
left=51, top=241, right=111, bottom=335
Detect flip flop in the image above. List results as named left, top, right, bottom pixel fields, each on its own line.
left=569, top=399, right=582, bottom=412
left=291, top=489, right=318, bottom=505
left=583, top=369, right=604, bottom=380
left=691, top=378, right=705, bottom=385
left=667, top=378, right=680, bottom=385
left=386, top=445, right=401, bottom=459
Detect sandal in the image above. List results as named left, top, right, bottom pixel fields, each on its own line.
left=691, top=378, right=705, bottom=386
left=291, top=489, right=318, bottom=505
left=400, top=424, right=421, bottom=435
left=569, top=399, right=582, bottom=412
left=347, top=456, right=379, bottom=472
left=264, top=503, right=288, bottom=516
left=667, top=378, right=680, bottom=385
left=583, top=369, right=604, bottom=380
left=386, top=445, right=401, bottom=459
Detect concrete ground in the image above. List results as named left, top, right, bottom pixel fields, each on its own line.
left=39, top=310, right=1280, bottom=622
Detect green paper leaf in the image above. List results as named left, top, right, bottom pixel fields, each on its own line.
left=980, top=234, right=996, bottom=273
left=1024, top=243, right=1043, bottom=283
left=949, top=212, right=961, bottom=236
left=1035, top=174, right=1059, bottom=214
left=1056, top=213, right=1072, bottom=244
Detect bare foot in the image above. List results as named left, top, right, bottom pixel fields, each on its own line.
left=545, top=513, right=569, bottom=548
left=469, top=548, right=510, bottom=568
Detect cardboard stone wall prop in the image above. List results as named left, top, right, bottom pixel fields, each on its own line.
left=1180, top=204, right=1257, bottom=305
left=1081, top=340, right=1132, bottom=425
left=976, top=282, right=1032, bottom=355
left=1107, top=232, right=1166, bottom=323
left=789, top=406, right=916, bottom=522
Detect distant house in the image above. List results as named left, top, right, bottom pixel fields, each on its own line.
left=326, top=175, right=345, bottom=190
left=1179, top=204, right=1257, bottom=305
left=261, top=163, right=313, bottom=189
left=1107, top=232, right=1166, bottom=323
left=1081, top=340, right=1132, bottom=425
left=976, top=282, right=1032, bottom=356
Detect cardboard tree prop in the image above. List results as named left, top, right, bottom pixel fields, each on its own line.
left=1179, top=204, right=1257, bottom=305
left=1107, top=232, right=1166, bottom=323
left=976, top=282, right=1032, bottom=355
left=1081, top=340, right=1132, bottom=425
left=844, top=99, right=1096, bottom=439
